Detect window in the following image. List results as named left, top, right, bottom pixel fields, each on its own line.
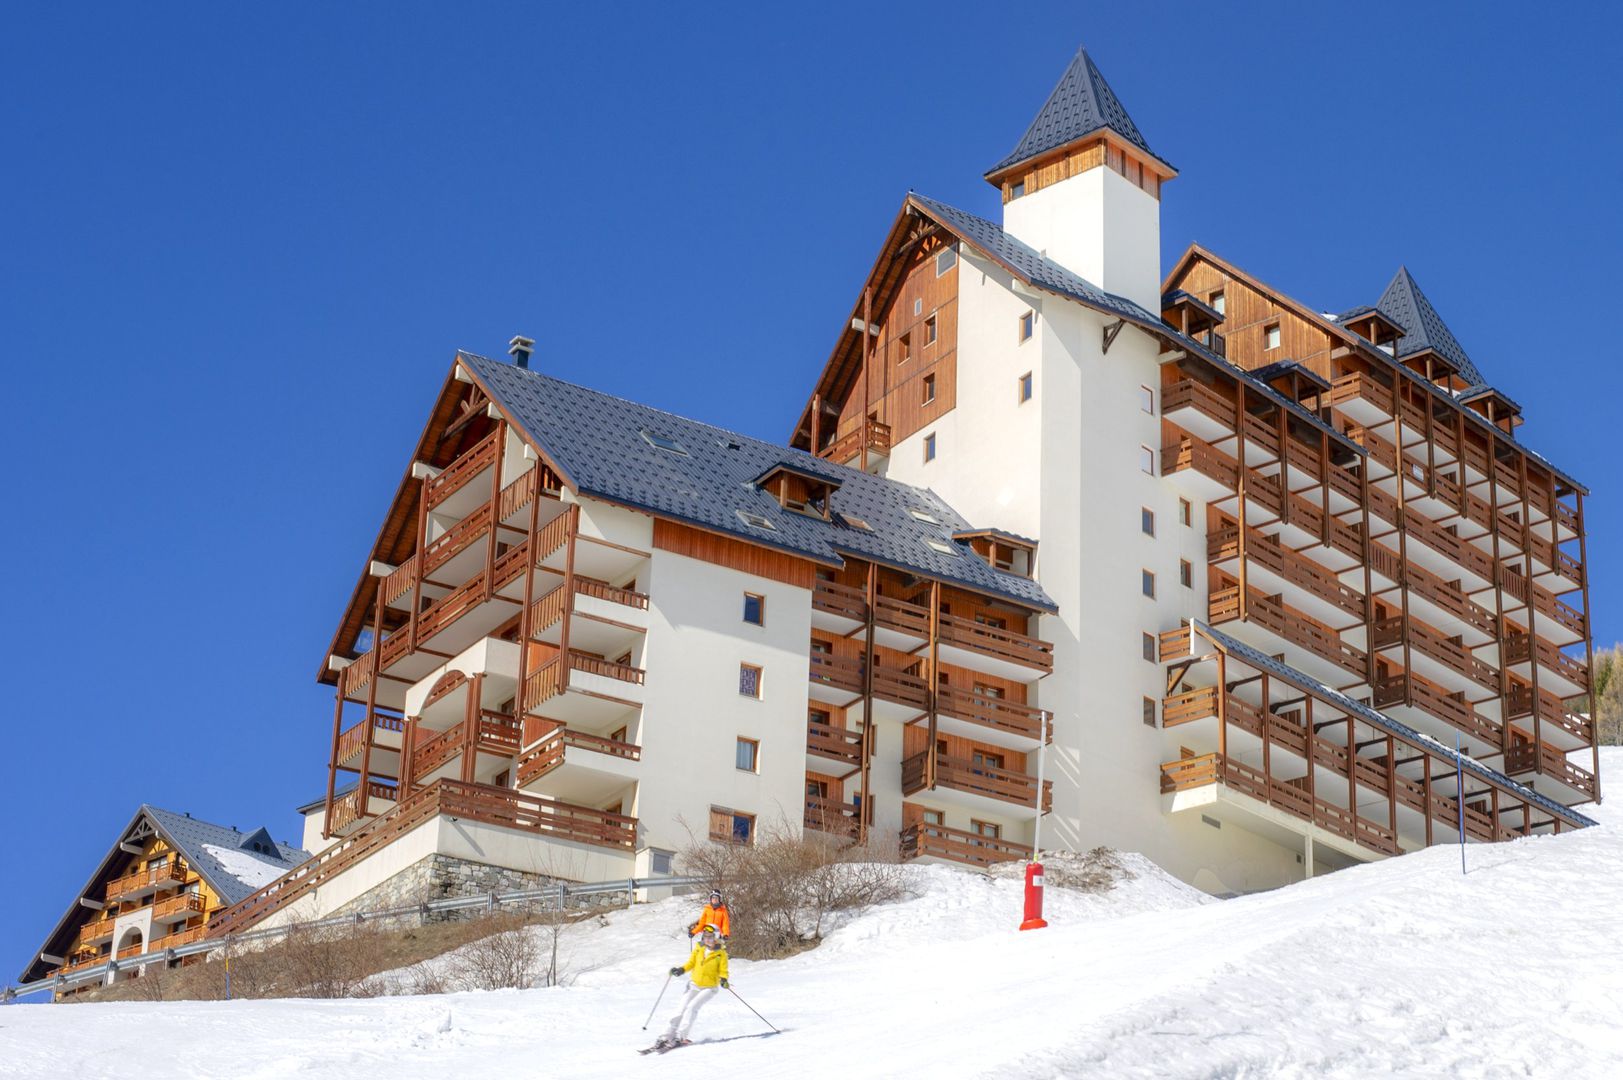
left=709, top=807, right=756, bottom=846
left=923, top=432, right=937, bottom=462
left=806, top=778, right=828, bottom=799
left=1143, top=696, right=1157, bottom=727
left=1180, top=559, right=1193, bottom=588
left=922, top=809, right=944, bottom=826
left=1142, top=632, right=1157, bottom=662
left=1210, top=290, right=1225, bottom=315
left=972, top=750, right=1005, bottom=771
left=1142, top=570, right=1156, bottom=598
left=1018, top=372, right=1033, bottom=403
left=922, top=373, right=936, bottom=404
left=1179, top=498, right=1192, bottom=526
left=735, top=509, right=776, bottom=531
left=925, top=314, right=938, bottom=344
left=909, top=507, right=941, bottom=524
left=935, top=247, right=957, bottom=276
left=1141, top=508, right=1155, bottom=536
left=640, top=429, right=688, bottom=455
left=925, top=539, right=954, bottom=555
left=1010, top=180, right=1026, bottom=198
left=914, top=298, right=923, bottom=316
left=742, top=592, right=765, bottom=626
left=1139, top=385, right=1155, bottom=414
left=735, top=737, right=759, bottom=772
left=974, top=682, right=1004, bottom=700
left=649, top=849, right=675, bottom=875
left=1264, top=323, right=1281, bottom=350
left=898, top=333, right=911, bottom=364
left=971, top=820, right=1001, bottom=840
left=1140, top=446, right=1155, bottom=475
left=1018, top=311, right=1034, bottom=343
left=738, top=663, right=763, bottom=698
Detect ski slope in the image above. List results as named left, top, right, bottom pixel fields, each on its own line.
left=5, top=751, right=1621, bottom=1079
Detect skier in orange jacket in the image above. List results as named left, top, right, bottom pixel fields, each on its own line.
left=688, top=888, right=731, bottom=942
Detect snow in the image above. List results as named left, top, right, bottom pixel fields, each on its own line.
left=6, top=755, right=1622, bottom=1079
left=199, top=845, right=291, bottom=891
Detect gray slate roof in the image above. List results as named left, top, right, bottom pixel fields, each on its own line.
left=1193, top=621, right=1595, bottom=828
left=988, top=45, right=1167, bottom=176
left=143, top=806, right=310, bottom=906
left=1374, top=267, right=1486, bottom=386
left=459, top=353, right=1057, bottom=611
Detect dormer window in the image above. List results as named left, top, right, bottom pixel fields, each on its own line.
left=754, top=464, right=839, bottom=520
left=955, top=529, right=1036, bottom=577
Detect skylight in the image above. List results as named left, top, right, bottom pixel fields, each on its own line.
left=844, top=516, right=873, bottom=531
left=736, top=509, right=776, bottom=531
left=925, top=539, right=955, bottom=555
left=641, top=429, right=688, bottom=455
left=909, top=508, right=941, bottom=524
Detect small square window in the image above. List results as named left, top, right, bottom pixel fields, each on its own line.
left=1179, top=498, right=1192, bottom=526
left=1140, top=446, right=1155, bottom=475
left=923, top=432, right=937, bottom=462
left=925, top=314, right=938, bottom=345
left=1018, top=372, right=1033, bottom=403
left=1180, top=559, right=1192, bottom=588
left=1010, top=180, right=1026, bottom=198
left=743, top=593, right=765, bottom=626
left=739, top=663, right=763, bottom=698
left=1210, top=290, right=1225, bottom=315
left=710, top=807, right=756, bottom=845
left=649, top=849, right=675, bottom=875
left=1139, top=385, right=1155, bottom=414
left=735, top=737, right=759, bottom=772
left=1142, top=696, right=1157, bottom=727
left=935, top=248, right=957, bottom=276
left=914, top=298, right=923, bottom=316
left=922, top=374, right=936, bottom=404
left=898, top=333, right=911, bottom=364
left=1264, top=323, right=1281, bottom=350
left=1142, top=632, right=1156, bottom=662
left=1018, top=311, right=1034, bottom=343
left=1141, top=508, right=1155, bottom=537
left=1142, top=570, right=1155, bottom=598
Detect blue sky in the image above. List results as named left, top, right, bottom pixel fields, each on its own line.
left=3, top=2, right=1619, bottom=981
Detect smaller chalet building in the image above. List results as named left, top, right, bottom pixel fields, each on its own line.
left=22, top=807, right=309, bottom=990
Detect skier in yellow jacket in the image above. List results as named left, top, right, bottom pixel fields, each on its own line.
left=656, top=923, right=730, bottom=1049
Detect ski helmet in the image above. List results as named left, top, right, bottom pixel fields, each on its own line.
left=710, top=889, right=723, bottom=904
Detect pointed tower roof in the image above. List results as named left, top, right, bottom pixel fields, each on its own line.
left=1374, top=266, right=1485, bottom=386
left=986, top=45, right=1170, bottom=178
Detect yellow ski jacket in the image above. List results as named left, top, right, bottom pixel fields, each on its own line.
left=680, top=944, right=730, bottom=989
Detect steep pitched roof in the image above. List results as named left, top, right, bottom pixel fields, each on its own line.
left=1374, top=266, right=1486, bottom=386
left=20, top=806, right=310, bottom=984
left=987, top=45, right=1169, bottom=177
left=457, top=353, right=1056, bottom=612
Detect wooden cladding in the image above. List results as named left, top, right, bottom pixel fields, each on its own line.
left=652, top=519, right=816, bottom=588
left=996, top=135, right=1167, bottom=203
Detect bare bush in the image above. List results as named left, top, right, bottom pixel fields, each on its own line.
left=448, top=913, right=541, bottom=991
left=679, top=819, right=907, bottom=958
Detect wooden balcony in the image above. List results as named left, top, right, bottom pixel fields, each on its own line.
left=1325, top=371, right=1393, bottom=425
left=1159, top=687, right=1310, bottom=757
left=1503, top=632, right=1589, bottom=696
left=1162, top=379, right=1283, bottom=462
left=936, top=685, right=1051, bottom=746
left=806, top=719, right=864, bottom=768
left=328, top=780, right=398, bottom=835
left=937, top=612, right=1054, bottom=674
left=1160, top=753, right=1401, bottom=856
left=804, top=795, right=869, bottom=840
left=1399, top=557, right=1497, bottom=644
left=1209, top=585, right=1367, bottom=683
left=1503, top=741, right=1597, bottom=801
left=900, top=820, right=1027, bottom=869
left=523, top=651, right=646, bottom=714
left=1370, top=616, right=1499, bottom=695
left=1505, top=684, right=1594, bottom=749
left=424, top=427, right=501, bottom=511
left=106, top=856, right=187, bottom=902
left=1209, top=525, right=1363, bottom=622
left=1498, top=568, right=1586, bottom=645
left=1372, top=674, right=1501, bottom=751
left=809, top=652, right=864, bottom=700
left=335, top=712, right=405, bottom=768
left=902, top=750, right=1052, bottom=813
left=156, top=925, right=208, bottom=950
left=819, top=418, right=892, bottom=467
left=152, top=892, right=206, bottom=924
left=531, top=577, right=650, bottom=641
left=811, top=579, right=867, bottom=628
left=80, top=919, right=115, bottom=944
left=1162, top=436, right=1238, bottom=501
left=516, top=724, right=642, bottom=787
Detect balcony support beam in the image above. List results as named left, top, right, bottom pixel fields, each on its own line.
left=857, top=561, right=877, bottom=843
left=1578, top=491, right=1599, bottom=800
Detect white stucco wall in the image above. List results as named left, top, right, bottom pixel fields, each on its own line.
left=1002, top=166, right=1162, bottom=312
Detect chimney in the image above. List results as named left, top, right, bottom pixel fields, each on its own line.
left=508, top=335, right=535, bottom=369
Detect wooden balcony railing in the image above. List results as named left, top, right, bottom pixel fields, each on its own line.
left=523, top=651, right=645, bottom=712
left=425, top=428, right=501, bottom=510
left=1326, top=371, right=1394, bottom=416
left=1503, top=741, right=1597, bottom=799
left=412, top=725, right=464, bottom=779
left=1208, top=585, right=1367, bottom=680
left=335, top=712, right=406, bottom=766
left=1505, top=684, right=1594, bottom=745
left=937, top=613, right=1054, bottom=673
left=80, top=919, right=115, bottom=943
left=900, top=821, right=1026, bottom=868
left=807, top=719, right=864, bottom=767
left=328, top=780, right=398, bottom=834
left=531, top=578, right=651, bottom=636
left=812, top=579, right=867, bottom=622
left=106, top=856, right=188, bottom=901
left=937, top=685, right=1052, bottom=743
left=1400, top=557, right=1497, bottom=640
left=1209, top=526, right=1363, bottom=619
left=874, top=594, right=930, bottom=638
left=804, top=795, right=869, bottom=839
left=156, top=925, right=208, bottom=950
left=903, top=750, right=1052, bottom=812
left=1163, top=379, right=1238, bottom=432
left=1370, top=616, right=1499, bottom=694
left=569, top=651, right=646, bottom=684
left=152, top=892, right=207, bottom=922
left=819, top=418, right=892, bottom=465
left=809, top=652, right=864, bottom=696
left=1497, top=569, right=1587, bottom=640
left=476, top=710, right=522, bottom=754
left=872, top=663, right=930, bottom=711
left=1162, top=436, right=1239, bottom=490
left=518, top=723, right=642, bottom=786
left=1158, top=624, right=1194, bottom=663
left=1503, top=633, right=1589, bottom=691
left=1372, top=674, right=1501, bottom=750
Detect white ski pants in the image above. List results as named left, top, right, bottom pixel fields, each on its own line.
left=665, top=984, right=718, bottom=1041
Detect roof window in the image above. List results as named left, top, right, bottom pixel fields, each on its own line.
left=844, top=516, right=873, bottom=531
left=909, top=508, right=941, bottom=524
left=925, top=539, right=955, bottom=555
left=641, top=430, right=688, bottom=455
left=735, top=509, right=776, bottom=531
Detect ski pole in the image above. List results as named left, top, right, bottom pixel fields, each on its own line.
left=642, top=973, right=673, bottom=1030
left=727, top=987, right=779, bottom=1034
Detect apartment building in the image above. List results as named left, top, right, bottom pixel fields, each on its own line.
left=190, top=43, right=1596, bottom=937
left=21, top=807, right=308, bottom=990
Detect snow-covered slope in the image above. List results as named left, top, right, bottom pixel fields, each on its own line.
left=6, top=756, right=1623, bottom=1079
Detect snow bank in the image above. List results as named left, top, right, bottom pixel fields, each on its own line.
left=199, top=845, right=291, bottom=891
left=7, top=758, right=1621, bottom=1079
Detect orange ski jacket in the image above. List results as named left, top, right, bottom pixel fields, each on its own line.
left=689, top=903, right=730, bottom=939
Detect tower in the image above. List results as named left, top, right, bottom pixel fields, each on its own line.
left=987, top=46, right=1175, bottom=311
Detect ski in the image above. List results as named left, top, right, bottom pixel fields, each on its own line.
left=637, top=1039, right=690, bottom=1055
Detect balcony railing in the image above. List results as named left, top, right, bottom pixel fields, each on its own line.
left=1208, top=585, right=1367, bottom=679
left=812, top=579, right=867, bottom=622
left=807, top=719, right=864, bottom=768
left=335, top=712, right=406, bottom=766
left=425, top=428, right=501, bottom=510
left=1505, top=684, right=1594, bottom=745
left=809, top=652, right=864, bottom=696
left=106, top=856, right=188, bottom=901
left=532, top=577, right=651, bottom=635
left=1370, top=616, right=1499, bottom=694
left=937, top=685, right=1051, bottom=743
left=937, top=613, right=1054, bottom=673
left=1209, top=526, right=1363, bottom=619
left=152, top=892, right=207, bottom=923
left=804, top=795, right=869, bottom=839
left=1503, top=741, right=1597, bottom=799
left=1372, top=674, right=1501, bottom=750
left=80, top=919, right=115, bottom=944
left=819, top=418, right=892, bottom=465
left=900, top=820, right=1026, bottom=869
left=328, top=780, right=398, bottom=834
left=517, top=724, right=642, bottom=786
left=902, top=750, right=1052, bottom=812
left=523, top=651, right=646, bottom=711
